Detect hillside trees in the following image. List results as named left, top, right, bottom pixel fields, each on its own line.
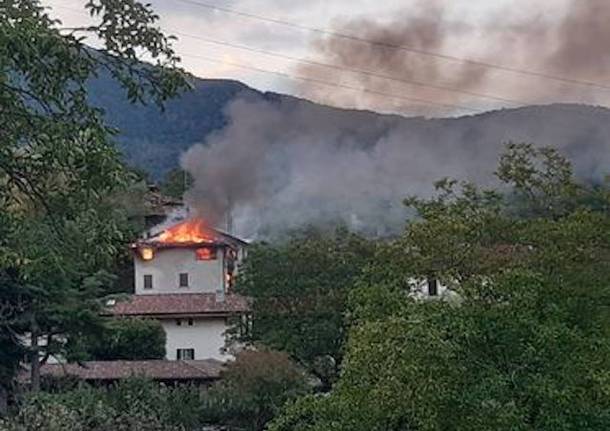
left=0, top=0, right=186, bottom=396
left=269, top=144, right=610, bottom=431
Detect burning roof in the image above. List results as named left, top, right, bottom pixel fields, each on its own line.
left=137, top=218, right=248, bottom=249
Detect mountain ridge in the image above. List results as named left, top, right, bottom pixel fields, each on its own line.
left=87, top=73, right=610, bottom=182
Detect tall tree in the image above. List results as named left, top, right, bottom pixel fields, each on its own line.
left=235, top=228, right=375, bottom=389
left=0, top=0, right=186, bottom=395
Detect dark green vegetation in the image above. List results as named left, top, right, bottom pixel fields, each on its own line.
left=268, top=143, right=610, bottom=431
left=235, top=229, right=374, bottom=389
left=202, top=350, right=310, bottom=431
left=0, top=0, right=186, bottom=399
left=70, top=318, right=166, bottom=361
left=0, top=351, right=309, bottom=431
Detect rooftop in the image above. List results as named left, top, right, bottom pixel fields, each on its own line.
left=39, top=359, right=223, bottom=382
left=105, top=293, right=250, bottom=317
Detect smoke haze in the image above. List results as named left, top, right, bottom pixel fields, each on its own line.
left=297, top=0, right=610, bottom=115
left=182, top=1, right=610, bottom=238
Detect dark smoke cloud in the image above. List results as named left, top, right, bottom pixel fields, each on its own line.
left=181, top=1, right=610, bottom=238
left=296, top=0, right=610, bottom=115
left=182, top=99, right=610, bottom=238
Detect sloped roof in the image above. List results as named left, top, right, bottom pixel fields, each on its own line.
left=105, top=293, right=250, bottom=317
left=40, top=359, right=223, bottom=381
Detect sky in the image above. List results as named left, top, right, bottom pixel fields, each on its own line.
left=43, top=0, right=608, bottom=117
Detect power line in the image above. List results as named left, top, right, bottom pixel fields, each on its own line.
left=169, top=29, right=523, bottom=106
left=52, top=3, right=480, bottom=113
left=174, top=0, right=610, bottom=92
left=178, top=52, right=479, bottom=113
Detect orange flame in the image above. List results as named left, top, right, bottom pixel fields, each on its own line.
left=157, top=219, right=214, bottom=244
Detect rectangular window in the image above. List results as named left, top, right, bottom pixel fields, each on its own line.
left=177, top=348, right=195, bottom=360
left=179, top=273, right=189, bottom=288
left=143, top=274, right=153, bottom=290
left=195, top=247, right=217, bottom=261
left=176, top=319, right=182, bottom=326
left=188, top=318, right=194, bottom=326
left=427, top=278, right=438, bottom=296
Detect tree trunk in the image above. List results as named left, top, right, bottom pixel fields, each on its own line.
left=30, top=316, right=40, bottom=392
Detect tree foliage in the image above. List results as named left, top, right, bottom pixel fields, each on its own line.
left=203, top=350, right=310, bottom=431
left=70, top=317, right=166, bottom=361
left=235, top=228, right=375, bottom=387
left=0, top=0, right=186, bottom=392
left=269, top=143, right=610, bottom=431
left=0, top=378, right=197, bottom=431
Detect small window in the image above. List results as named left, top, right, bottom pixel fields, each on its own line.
left=195, top=247, right=217, bottom=261
left=177, top=348, right=195, bottom=360
left=143, top=274, right=153, bottom=290
left=188, top=318, right=194, bottom=326
left=427, top=278, right=438, bottom=296
left=176, top=319, right=182, bottom=326
left=179, top=273, right=189, bottom=288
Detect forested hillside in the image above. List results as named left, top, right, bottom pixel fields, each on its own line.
left=88, top=73, right=610, bottom=182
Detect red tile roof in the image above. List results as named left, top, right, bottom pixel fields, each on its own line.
left=40, top=359, right=223, bottom=381
left=105, top=293, right=250, bottom=317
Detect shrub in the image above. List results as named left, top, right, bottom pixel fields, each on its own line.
left=0, top=378, right=198, bottom=431
left=202, top=350, right=311, bottom=431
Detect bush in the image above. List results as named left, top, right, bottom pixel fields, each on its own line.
left=202, top=350, right=311, bottom=431
left=0, top=378, right=199, bottom=431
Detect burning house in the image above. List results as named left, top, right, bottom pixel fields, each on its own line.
left=106, top=218, right=250, bottom=361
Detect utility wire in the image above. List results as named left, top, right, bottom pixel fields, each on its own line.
left=53, top=3, right=480, bottom=113
left=169, top=29, right=523, bottom=106
left=174, top=0, right=610, bottom=92
left=178, top=52, right=479, bottom=113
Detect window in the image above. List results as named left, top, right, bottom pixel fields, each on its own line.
left=143, top=274, right=153, bottom=290
left=188, top=318, right=194, bottom=326
left=179, top=273, right=189, bottom=288
left=427, top=278, right=438, bottom=296
left=195, top=247, right=217, bottom=260
left=177, top=348, right=195, bottom=360
left=176, top=319, right=182, bottom=326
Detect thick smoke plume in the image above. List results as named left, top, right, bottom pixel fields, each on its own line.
left=298, top=0, right=610, bottom=115
left=182, top=1, right=610, bottom=238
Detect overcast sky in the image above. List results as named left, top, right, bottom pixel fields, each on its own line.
left=44, top=0, right=609, bottom=116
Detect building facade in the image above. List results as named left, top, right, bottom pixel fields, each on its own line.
left=108, top=219, right=249, bottom=361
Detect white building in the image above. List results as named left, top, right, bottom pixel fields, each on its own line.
left=108, top=218, right=249, bottom=361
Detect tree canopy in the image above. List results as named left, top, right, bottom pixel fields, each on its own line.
left=234, top=228, right=375, bottom=388
left=269, top=144, right=610, bottom=431
left=0, top=0, right=186, bottom=393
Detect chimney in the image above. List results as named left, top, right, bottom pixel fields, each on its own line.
left=226, top=196, right=233, bottom=234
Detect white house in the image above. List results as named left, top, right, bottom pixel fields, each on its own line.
left=107, top=218, right=250, bottom=361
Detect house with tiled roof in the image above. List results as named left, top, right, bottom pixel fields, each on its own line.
left=107, top=218, right=250, bottom=361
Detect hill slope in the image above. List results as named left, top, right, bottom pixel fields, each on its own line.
left=88, top=74, right=610, bottom=184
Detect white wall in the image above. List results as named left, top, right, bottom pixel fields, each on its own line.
left=134, top=248, right=225, bottom=295
left=161, top=317, right=229, bottom=361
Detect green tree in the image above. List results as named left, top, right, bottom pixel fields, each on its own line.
left=269, top=144, right=610, bottom=431
left=235, top=228, right=375, bottom=389
left=203, top=350, right=310, bottom=431
left=72, top=317, right=166, bottom=361
left=0, top=0, right=186, bottom=396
